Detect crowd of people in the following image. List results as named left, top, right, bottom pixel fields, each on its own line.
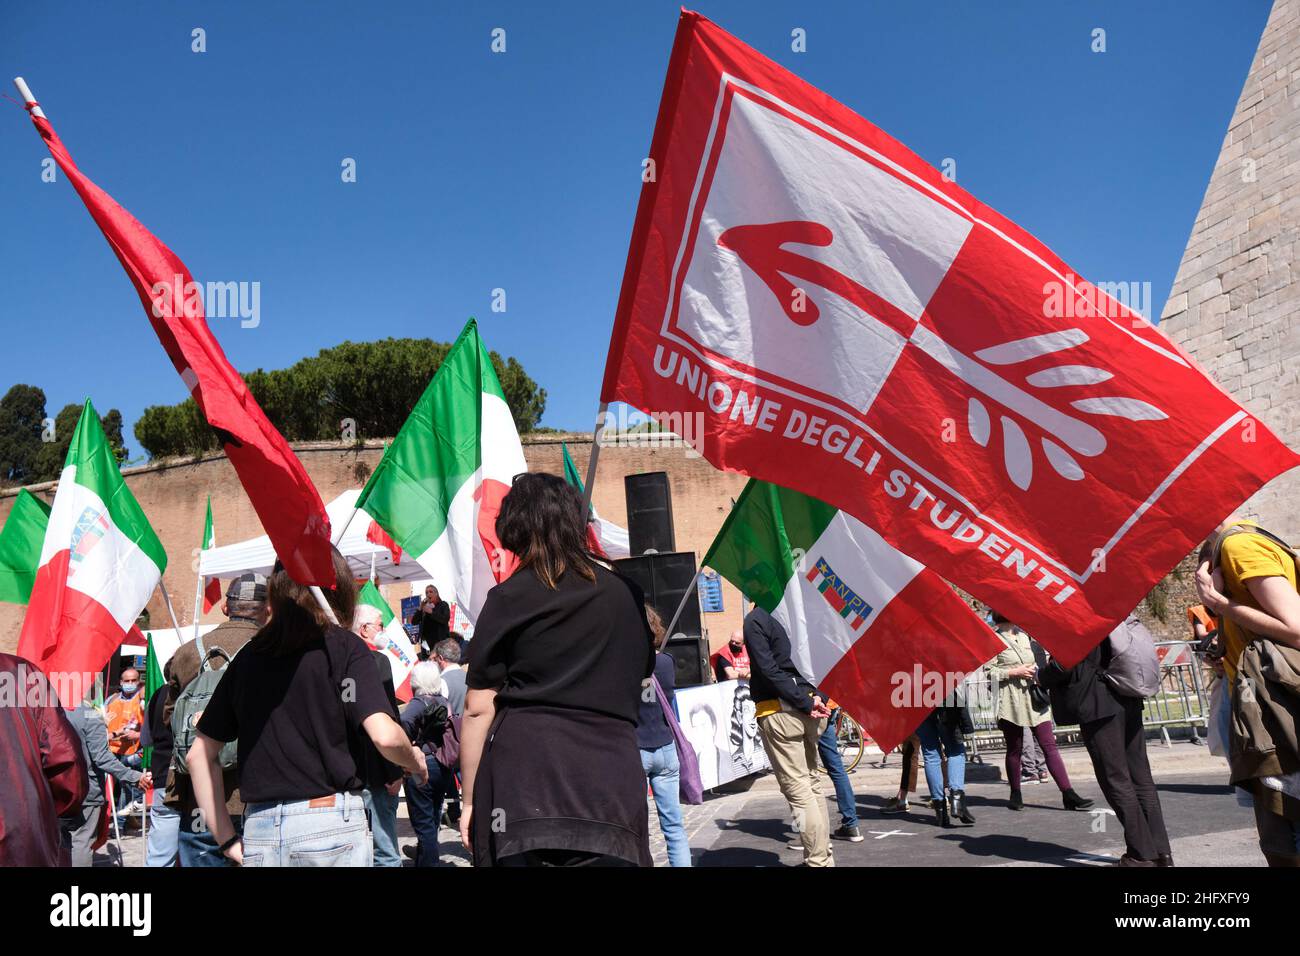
left=2, top=493, right=1299, bottom=869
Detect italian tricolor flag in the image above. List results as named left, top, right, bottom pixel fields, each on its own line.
left=18, top=400, right=167, bottom=704
left=358, top=579, right=417, bottom=701
left=0, top=489, right=52, bottom=605
left=704, top=479, right=1002, bottom=752
left=199, top=496, right=221, bottom=613
left=355, top=319, right=526, bottom=624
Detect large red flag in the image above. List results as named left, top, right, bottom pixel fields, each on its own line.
left=600, top=12, right=1299, bottom=665
left=22, top=99, right=334, bottom=586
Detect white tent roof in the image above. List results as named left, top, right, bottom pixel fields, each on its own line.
left=198, top=490, right=429, bottom=586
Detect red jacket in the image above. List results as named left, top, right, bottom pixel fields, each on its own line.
left=0, top=654, right=88, bottom=866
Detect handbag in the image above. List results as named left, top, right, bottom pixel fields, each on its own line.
left=1028, top=683, right=1051, bottom=712
left=652, top=675, right=704, bottom=805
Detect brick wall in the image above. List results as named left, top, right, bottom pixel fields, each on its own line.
left=0, top=436, right=749, bottom=658
left=1161, top=0, right=1300, bottom=542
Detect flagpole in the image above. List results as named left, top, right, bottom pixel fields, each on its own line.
left=332, top=505, right=360, bottom=546
left=659, top=570, right=703, bottom=652
left=191, top=573, right=204, bottom=644
left=156, top=581, right=184, bottom=637
left=12, top=77, right=45, bottom=117
left=310, top=586, right=341, bottom=626
left=580, top=401, right=609, bottom=515
left=106, top=778, right=123, bottom=866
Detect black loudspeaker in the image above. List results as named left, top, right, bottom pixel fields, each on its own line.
left=625, top=471, right=675, bottom=555
left=616, top=551, right=708, bottom=686
left=664, top=635, right=711, bottom=687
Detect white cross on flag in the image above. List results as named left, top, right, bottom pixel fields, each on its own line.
left=600, top=11, right=1299, bottom=665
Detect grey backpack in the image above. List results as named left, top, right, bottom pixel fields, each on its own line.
left=1103, top=616, right=1161, bottom=699
left=170, top=634, right=239, bottom=777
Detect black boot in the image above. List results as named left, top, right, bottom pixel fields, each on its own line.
left=1062, top=788, right=1095, bottom=811
left=931, top=798, right=952, bottom=828
left=1008, top=789, right=1024, bottom=811
left=950, top=789, right=975, bottom=826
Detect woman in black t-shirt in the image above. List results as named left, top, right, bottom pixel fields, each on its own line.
left=188, top=548, right=428, bottom=867
left=459, top=473, right=656, bottom=867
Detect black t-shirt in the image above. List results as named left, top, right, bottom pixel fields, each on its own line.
left=467, top=564, right=656, bottom=724
left=197, top=625, right=392, bottom=804
left=636, top=652, right=678, bottom=751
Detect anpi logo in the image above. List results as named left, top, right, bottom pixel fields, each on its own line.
left=50, top=886, right=151, bottom=936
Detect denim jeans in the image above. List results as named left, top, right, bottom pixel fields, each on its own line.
left=406, top=754, right=453, bottom=867
left=145, top=789, right=179, bottom=867
left=241, top=793, right=371, bottom=867
left=817, top=713, right=858, bottom=828
left=363, top=787, right=402, bottom=867
left=115, top=753, right=143, bottom=823
left=640, top=743, right=691, bottom=867
left=179, top=811, right=241, bottom=868
left=915, top=713, right=966, bottom=803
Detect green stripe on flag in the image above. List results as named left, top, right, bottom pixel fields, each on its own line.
left=0, top=489, right=52, bottom=604
left=70, top=399, right=168, bottom=573
left=142, top=635, right=165, bottom=768
left=354, top=319, right=505, bottom=556
left=702, top=479, right=837, bottom=613
left=358, top=579, right=395, bottom=627
left=202, top=495, right=215, bottom=550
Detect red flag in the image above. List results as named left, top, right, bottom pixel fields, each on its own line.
left=202, top=577, right=223, bottom=615
left=366, top=520, right=402, bottom=566
left=22, top=101, right=334, bottom=586
left=600, top=12, right=1299, bottom=665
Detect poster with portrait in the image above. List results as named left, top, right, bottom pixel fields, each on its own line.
left=677, top=679, right=769, bottom=790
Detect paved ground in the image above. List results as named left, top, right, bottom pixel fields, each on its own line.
left=95, top=740, right=1260, bottom=868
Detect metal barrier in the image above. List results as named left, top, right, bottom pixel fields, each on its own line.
left=960, top=641, right=1213, bottom=762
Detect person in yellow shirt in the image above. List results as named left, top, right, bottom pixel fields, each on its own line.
left=1196, top=516, right=1300, bottom=866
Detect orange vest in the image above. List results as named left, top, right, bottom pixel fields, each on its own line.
left=105, top=692, right=144, bottom=757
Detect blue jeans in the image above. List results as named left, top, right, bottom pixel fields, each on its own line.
left=818, top=713, right=858, bottom=828
left=641, top=743, right=691, bottom=867
left=145, top=789, right=179, bottom=867
left=241, top=793, right=370, bottom=867
left=363, top=787, right=402, bottom=867
left=406, top=754, right=453, bottom=867
left=915, top=713, right=966, bottom=803
left=179, top=809, right=241, bottom=868
left=115, top=753, right=143, bottom=823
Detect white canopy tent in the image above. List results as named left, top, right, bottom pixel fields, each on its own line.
left=198, top=490, right=431, bottom=587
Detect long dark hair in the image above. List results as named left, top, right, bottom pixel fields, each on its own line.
left=496, top=472, right=596, bottom=589
left=255, top=547, right=358, bottom=655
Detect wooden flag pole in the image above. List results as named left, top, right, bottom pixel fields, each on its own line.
left=13, top=77, right=45, bottom=117
left=580, top=401, right=609, bottom=516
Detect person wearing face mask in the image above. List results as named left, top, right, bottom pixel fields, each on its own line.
left=105, top=666, right=145, bottom=824
left=714, top=629, right=751, bottom=683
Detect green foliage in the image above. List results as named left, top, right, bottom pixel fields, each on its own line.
left=0, top=387, right=127, bottom=487
left=135, top=337, right=548, bottom=459
left=0, top=385, right=47, bottom=485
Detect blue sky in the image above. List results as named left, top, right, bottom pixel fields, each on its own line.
left=0, top=1, right=1272, bottom=458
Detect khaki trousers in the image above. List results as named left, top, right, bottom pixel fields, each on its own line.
left=758, top=709, right=833, bottom=867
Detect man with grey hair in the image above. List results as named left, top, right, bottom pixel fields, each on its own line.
left=164, top=572, right=267, bottom=867
left=352, top=602, right=404, bottom=867
left=400, top=661, right=455, bottom=866
left=432, top=638, right=466, bottom=717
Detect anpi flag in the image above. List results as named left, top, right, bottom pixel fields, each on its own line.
left=355, top=319, right=525, bottom=624
left=23, top=99, right=334, bottom=586
left=704, top=479, right=1003, bottom=752
left=199, top=496, right=221, bottom=613
left=0, top=489, right=52, bottom=605
left=18, top=401, right=166, bottom=703
left=358, top=580, right=417, bottom=702
left=601, top=12, right=1300, bottom=665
